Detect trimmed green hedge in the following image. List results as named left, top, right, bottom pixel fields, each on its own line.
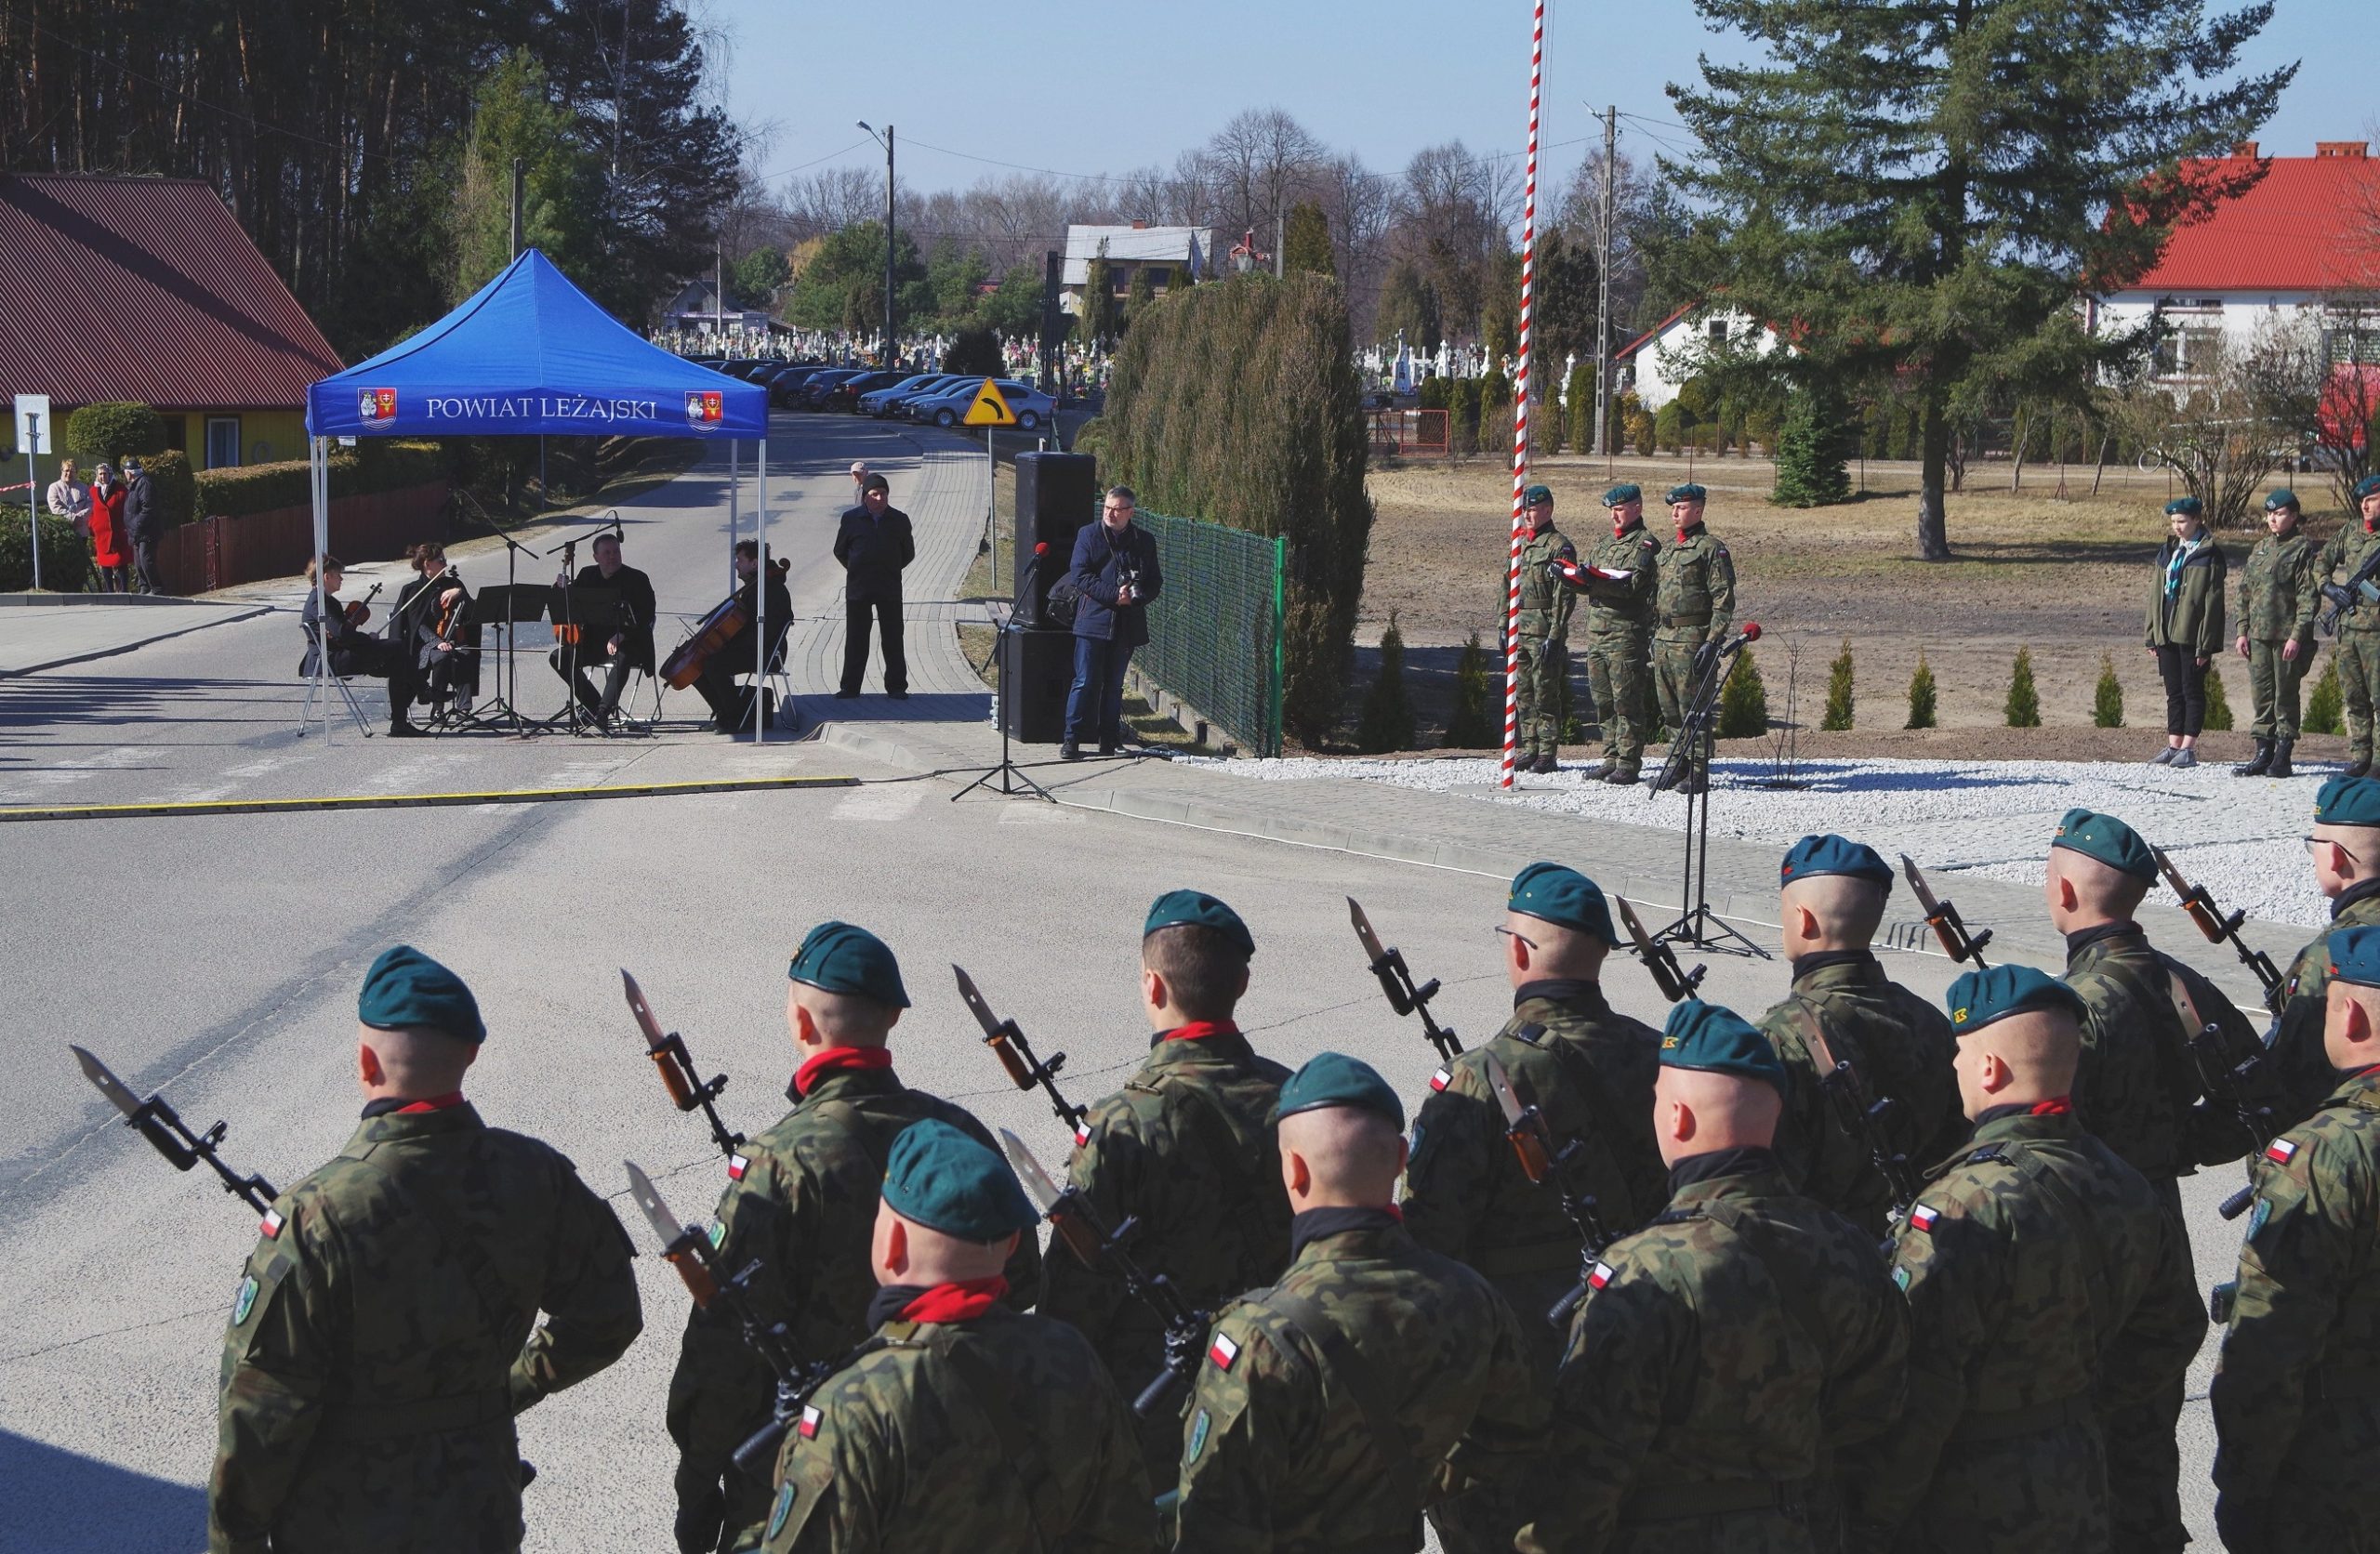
left=0, top=511, right=87, bottom=591
left=65, top=402, right=167, bottom=464
left=147, top=449, right=193, bottom=528
left=194, top=441, right=447, bottom=520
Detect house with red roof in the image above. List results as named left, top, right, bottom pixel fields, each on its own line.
left=0, top=173, right=341, bottom=472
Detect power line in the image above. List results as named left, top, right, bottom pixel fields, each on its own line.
left=753, top=138, right=872, bottom=183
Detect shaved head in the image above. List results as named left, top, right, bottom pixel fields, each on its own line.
left=1953, top=1007, right=2080, bottom=1117
left=2311, top=824, right=2380, bottom=896
left=870, top=1199, right=1018, bottom=1287
left=1779, top=875, right=1887, bottom=951
left=787, top=981, right=900, bottom=1047
left=1503, top=911, right=1610, bottom=988
left=2325, top=979, right=2380, bottom=1072
left=355, top=1021, right=476, bottom=1099
left=1278, top=1106, right=1407, bottom=1208
left=1653, top=1065, right=1782, bottom=1164
left=2044, top=848, right=2149, bottom=929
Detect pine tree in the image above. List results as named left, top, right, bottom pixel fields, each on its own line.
left=1444, top=631, right=1494, bottom=747
left=1124, top=264, right=1157, bottom=329
left=1356, top=613, right=1417, bottom=754
left=1718, top=648, right=1769, bottom=737
left=1906, top=652, right=1937, bottom=730
left=1822, top=638, right=1854, bottom=731
left=2094, top=653, right=2125, bottom=728
left=2307, top=659, right=2345, bottom=735
left=1079, top=240, right=1117, bottom=348
left=1282, top=202, right=1335, bottom=278
left=2005, top=648, right=2042, bottom=728
left=1772, top=385, right=1854, bottom=507
left=2202, top=664, right=2235, bottom=732
left=1567, top=361, right=1597, bottom=454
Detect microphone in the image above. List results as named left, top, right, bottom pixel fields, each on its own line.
left=1014, top=542, right=1053, bottom=629
left=1739, top=621, right=1762, bottom=643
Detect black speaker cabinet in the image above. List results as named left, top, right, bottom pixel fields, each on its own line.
left=1012, top=452, right=1097, bottom=624
left=998, top=626, right=1075, bottom=744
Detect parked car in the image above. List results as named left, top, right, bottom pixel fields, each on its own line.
left=910, top=378, right=1056, bottom=431
left=766, top=366, right=831, bottom=409
left=820, top=371, right=911, bottom=413
left=795, top=369, right=868, bottom=409
left=858, top=374, right=964, bottom=416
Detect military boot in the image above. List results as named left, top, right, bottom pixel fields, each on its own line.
left=2350, top=757, right=2373, bottom=779
left=2269, top=737, right=2295, bottom=779
left=2237, top=739, right=2273, bottom=776
left=1606, top=764, right=1641, bottom=785
left=1581, top=757, right=1620, bottom=781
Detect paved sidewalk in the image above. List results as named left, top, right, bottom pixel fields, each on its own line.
left=0, top=595, right=269, bottom=677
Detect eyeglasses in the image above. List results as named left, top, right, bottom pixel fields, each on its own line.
left=1493, top=925, right=1539, bottom=950
left=1104, top=505, right=1133, bottom=517
left=2307, top=835, right=2366, bottom=865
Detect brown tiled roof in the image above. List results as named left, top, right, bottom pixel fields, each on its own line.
left=0, top=174, right=342, bottom=412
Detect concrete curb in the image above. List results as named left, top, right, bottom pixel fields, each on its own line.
left=0, top=602, right=271, bottom=678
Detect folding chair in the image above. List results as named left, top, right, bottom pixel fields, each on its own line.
left=297, top=620, right=375, bottom=738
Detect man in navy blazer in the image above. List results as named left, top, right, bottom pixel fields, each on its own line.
left=1063, top=485, right=1163, bottom=758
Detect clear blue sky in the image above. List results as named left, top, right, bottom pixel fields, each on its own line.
left=706, top=0, right=2352, bottom=198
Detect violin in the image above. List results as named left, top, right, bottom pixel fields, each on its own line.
left=342, top=582, right=383, bottom=628
left=555, top=541, right=582, bottom=648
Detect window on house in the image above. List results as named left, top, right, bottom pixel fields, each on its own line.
left=1708, top=319, right=1731, bottom=346
left=2153, top=325, right=2224, bottom=379
left=205, top=417, right=242, bottom=469
left=1147, top=268, right=1171, bottom=288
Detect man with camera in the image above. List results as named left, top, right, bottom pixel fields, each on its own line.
left=1062, top=485, right=1163, bottom=760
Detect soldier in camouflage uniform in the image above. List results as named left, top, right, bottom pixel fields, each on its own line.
left=1650, top=483, right=1736, bottom=796
left=668, top=922, right=1041, bottom=1554
left=1577, top=483, right=1661, bottom=784
left=1043, top=889, right=1291, bottom=1487
left=2046, top=808, right=2258, bottom=1554
left=2316, top=474, right=2380, bottom=776
left=1513, top=483, right=1580, bottom=774
left=2211, top=920, right=2380, bottom=1552
left=1402, top=862, right=1666, bottom=1553
left=211, top=946, right=643, bottom=1554
left=1754, top=835, right=1964, bottom=1238
left=2232, top=488, right=2323, bottom=778
left=2268, top=775, right=2380, bottom=1127
left=758, top=1119, right=1150, bottom=1553
left=1173, top=1053, right=1543, bottom=1552
left=1518, top=998, right=1908, bottom=1554
left=1841, top=966, right=2205, bottom=1554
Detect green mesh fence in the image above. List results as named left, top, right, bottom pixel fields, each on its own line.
left=1136, top=510, right=1286, bottom=756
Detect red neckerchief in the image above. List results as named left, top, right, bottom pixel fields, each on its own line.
left=1160, top=1020, right=1241, bottom=1045
left=794, top=1046, right=894, bottom=1097
left=397, top=1092, right=467, bottom=1114
left=2029, top=1098, right=2073, bottom=1117
left=900, top=1275, right=1009, bottom=1324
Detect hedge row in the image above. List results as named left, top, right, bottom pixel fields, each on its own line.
left=193, top=441, right=447, bottom=521
left=0, top=511, right=87, bottom=591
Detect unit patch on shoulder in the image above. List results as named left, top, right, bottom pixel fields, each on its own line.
left=1208, top=1332, right=1241, bottom=1372
left=1909, top=1204, right=1941, bottom=1232
left=727, top=1153, right=749, bottom=1182
left=707, top=1219, right=728, bottom=1248
left=1429, top=1068, right=1453, bottom=1093
left=2266, top=1139, right=2301, bottom=1166
left=798, top=1403, right=823, bottom=1440
left=766, top=1483, right=797, bottom=1541
left=2248, top=1198, right=2273, bottom=1238
left=1185, top=1408, right=1211, bottom=1464
left=258, top=1209, right=285, bottom=1240
left=1892, top=1265, right=1911, bottom=1293
left=231, top=1275, right=258, bottom=1324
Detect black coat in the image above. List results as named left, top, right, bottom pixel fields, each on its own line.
left=122, top=472, right=158, bottom=540
left=563, top=563, right=657, bottom=673
left=1068, top=519, right=1163, bottom=648
left=833, top=504, right=915, bottom=602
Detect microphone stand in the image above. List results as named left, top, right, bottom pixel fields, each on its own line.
left=953, top=546, right=1055, bottom=802
left=1648, top=625, right=1768, bottom=958
left=456, top=492, right=538, bottom=734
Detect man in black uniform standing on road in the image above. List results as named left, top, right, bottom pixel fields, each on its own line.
left=834, top=471, right=915, bottom=700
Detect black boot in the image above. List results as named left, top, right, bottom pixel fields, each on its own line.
left=2237, top=739, right=2273, bottom=777
left=2351, top=757, right=2373, bottom=779
left=2269, top=737, right=2295, bottom=779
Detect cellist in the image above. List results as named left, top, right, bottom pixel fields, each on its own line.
left=390, top=542, right=477, bottom=725
left=690, top=539, right=792, bottom=733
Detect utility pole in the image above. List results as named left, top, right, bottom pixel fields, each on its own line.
left=860, top=122, right=897, bottom=365
left=509, top=157, right=523, bottom=257
left=1593, top=105, right=1616, bottom=461
left=715, top=235, right=725, bottom=345
left=1274, top=210, right=1284, bottom=279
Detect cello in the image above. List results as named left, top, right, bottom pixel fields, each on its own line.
left=660, top=556, right=787, bottom=689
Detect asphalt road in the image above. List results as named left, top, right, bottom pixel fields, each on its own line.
left=0, top=412, right=2239, bottom=1551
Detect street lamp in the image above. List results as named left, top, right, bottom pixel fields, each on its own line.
left=858, top=121, right=895, bottom=367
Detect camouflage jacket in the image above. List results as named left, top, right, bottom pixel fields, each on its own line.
left=2269, top=881, right=2380, bottom=1129
left=1580, top=522, right=1661, bottom=634
left=2238, top=529, right=2322, bottom=642
left=2064, top=922, right=2222, bottom=1182
left=1843, top=1107, right=2206, bottom=1543
left=210, top=1102, right=641, bottom=1554
left=2211, top=1067, right=2380, bottom=1512
left=1172, top=1209, right=1543, bottom=1552
left=1517, top=525, right=1580, bottom=639
left=1755, top=954, right=1966, bottom=1235
left=1402, top=981, right=1666, bottom=1365
left=760, top=1303, right=1151, bottom=1553
left=2319, top=522, right=2380, bottom=633
left=1516, top=1152, right=1909, bottom=1554
left=1653, top=526, right=1735, bottom=644
left=667, top=1065, right=1042, bottom=1524
left=1043, top=1027, right=1291, bottom=1378
left=2144, top=534, right=2228, bottom=656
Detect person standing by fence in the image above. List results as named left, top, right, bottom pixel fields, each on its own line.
left=1063, top=485, right=1163, bottom=761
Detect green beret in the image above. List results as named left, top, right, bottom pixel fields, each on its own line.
left=2164, top=496, right=2203, bottom=518
left=1144, top=889, right=1255, bottom=958
left=2317, top=775, right=2380, bottom=827
left=1523, top=483, right=1554, bottom=507
left=1666, top=483, right=1706, bottom=505
left=358, top=944, right=485, bottom=1045
left=880, top=1119, right=1038, bottom=1241
left=788, top=920, right=910, bottom=1007
left=2329, top=925, right=2380, bottom=989
left=1658, top=999, right=1786, bottom=1091
left=1779, top=834, right=1892, bottom=892
left=2050, top=808, right=2156, bottom=882
left=2266, top=488, right=2300, bottom=513
left=2357, top=474, right=2380, bottom=501
left=1273, top=1051, right=1404, bottom=1129
left=1508, top=861, right=1619, bottom=944
left=1602, top=483, right=1642, bottom=507
left=1946, top=965, right=2084, bottom=1037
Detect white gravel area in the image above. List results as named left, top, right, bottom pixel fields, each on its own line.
left=1197, top=754, right=2334, bottom=928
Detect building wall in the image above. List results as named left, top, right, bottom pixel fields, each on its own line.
left=2096, top=291, right=2337, bottom=379
left=1624, top=309, right=1776, bottom=410
left=164, top=409, right=309, bottom=468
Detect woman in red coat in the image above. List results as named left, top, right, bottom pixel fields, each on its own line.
left=86, top=461, right=126, bottom=592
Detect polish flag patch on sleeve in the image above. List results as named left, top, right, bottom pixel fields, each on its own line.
left=797, top=1404, right=822, bottom=1440
left=1587, top=1260, right=1616, bottom=1291
left=1429, top=1068, right=1453, bottom=1092
left=1909, top=1204, right=1940, bottom=1233
left=1208, top=1332, right=1241, bottom=1372
left=1073, top=1119, right=1092, bottom=1148
left=2266, top=1138, right=2301, bottom=1165
left=727, top=1153, right=749, bottom=1182
left=259, top=1209, right=285, bottom=1240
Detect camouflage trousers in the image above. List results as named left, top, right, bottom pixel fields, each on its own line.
left=2246, top=639, right=2315, bottom=739
left=1515, top=636, right=1570, bottom=759
left=2340, top=631, right=2380, bottom=758
left=1429, top=1265, right=1571, bottom=1554
left=1586, top=629, right=1654, bottom=770
left=1652, top=636, right=1714, bottom=779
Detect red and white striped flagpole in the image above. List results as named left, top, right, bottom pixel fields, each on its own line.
left=1498, top=0, right=1546, bottom=789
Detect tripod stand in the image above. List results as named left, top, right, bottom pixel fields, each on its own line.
left=449, top=493, right=546, bottom=733
left=953, top=616, right=1056, bottom=802
left=1648, top=624, right=1768, bottom=958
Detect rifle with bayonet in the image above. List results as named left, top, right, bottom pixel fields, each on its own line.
left=1900, top=855, right=1993, bottom=967
left=957, top=966, right=1091, bottom=1144
left=73, top=1044, right=280, bottom=1216
left=1817, top=1059, right=1922, bottom=1250
left=623, top=969, right=745, bottom=1159
left=2320, top=541, right=2380, bottom=636
left=1346, top=897, right=1461, bottom=1063
left=2153, top=849, right=2285, bottom=1012
left=1614, top=895, right=1706, bottom=1004
left=623, top=1160, right=871, bottom=1479
left=999, top=1128, right=1209, bottom=1416
left=1484, top=1053, right=1620, bottom=1328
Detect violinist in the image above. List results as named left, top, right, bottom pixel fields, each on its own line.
left=299, top=555, right=410, bottom=735
left=391, top=542, right=477, bottom=724
left=548, top=533, right=655, bottom=726
left=691, top=539, right=792, bottom=733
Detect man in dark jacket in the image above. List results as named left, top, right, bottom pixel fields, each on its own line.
left=832, top=472, right=915, bottom=699
left=123, top=455, right=164, bottom=594
left=549, top=533, right=657, bottom=724
left=1064, top=485, right=1163, bottom=760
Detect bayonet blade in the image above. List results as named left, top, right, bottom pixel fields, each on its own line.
left=1613, top=896, right=1657, bottom=955
left=1899, top=853, right=1944, bottom=914
left=952, top=965, right=1005, bottom=1039
left=1347, top=897, right=1389, bottom=963
left=72, top=1045, right=145, bottom=1120
left=622, top=1159, right=688, bottom=1250
left=2151, top=847, right=2189, bottom=895
left=1482, top=1052, right=1528, bottom=1128
left=622, top=968, right=669, bottom=1051
left=998, top=1127, right=1066, bottom=1215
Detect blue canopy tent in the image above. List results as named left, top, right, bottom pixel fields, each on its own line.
left=303, top=249, right=772, bottom=738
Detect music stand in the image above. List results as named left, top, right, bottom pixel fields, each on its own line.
left=543, top=586, right=627, bottom=734
left=466, top=583, right=553, bottom=732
